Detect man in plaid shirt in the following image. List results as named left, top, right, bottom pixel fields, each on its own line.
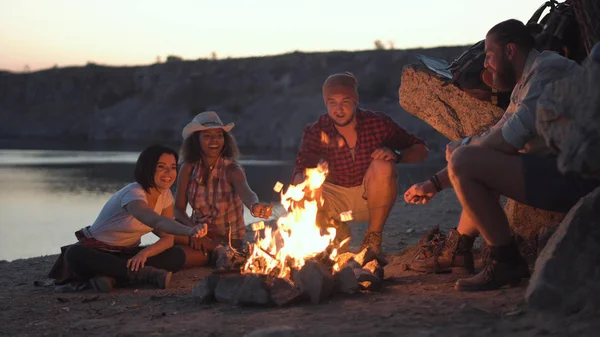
left=292, top=72, right=429, bottom=254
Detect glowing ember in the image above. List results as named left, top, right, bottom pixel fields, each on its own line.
left=243, top=162, right=338, bottom=278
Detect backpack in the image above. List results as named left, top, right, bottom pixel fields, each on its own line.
left=416, top=0, right=585, bottom=108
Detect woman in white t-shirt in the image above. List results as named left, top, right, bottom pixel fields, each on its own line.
left=49, top=145, right=207, bottom=293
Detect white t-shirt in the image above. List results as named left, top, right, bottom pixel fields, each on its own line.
left=87, top=182, right=174, bottom=247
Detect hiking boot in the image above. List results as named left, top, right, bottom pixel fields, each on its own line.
left=360, top=231, right=382, bottom=255
left=455, top=241, right=530, bottom=292
left=411, top=229, right=475, bottom=274
left=126, top=266, right=172, bottom=289
left=90, top=276, right=116, bottom=293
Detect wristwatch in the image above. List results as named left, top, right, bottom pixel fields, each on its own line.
left=394, top=150, right=403, bottom=162
left=461, top=136, right=472, bottom=146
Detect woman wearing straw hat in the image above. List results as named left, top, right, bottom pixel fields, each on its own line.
left=174, top=111, right=273, bottom=267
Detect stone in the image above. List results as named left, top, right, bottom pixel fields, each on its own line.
left=363, top=260, right=385, bottom=280
left=398, top=63, right=505, bottom=140
left=214, top=275, right=245, bottom=303
left=269, top=277, right=302, bottom=307
left=504, top=199, right=566, bottom=259
left=191, top=273, right=221, bottom=303
left=213, top=246, right=236, bottom=270
left=294, top=261, right=334, bottom=304
left=537, top=56, right=600, bottom=177
left=232, top=274, right=271, bottom=306
left=353, top=247, right=376, bottom=267
left=332, top=252, right=356, bottom=270
left=354, top=268, right=382, bottom=291
left=333, top=266, right=359, bottom=295
left=526, top=187, right=600, bottom=314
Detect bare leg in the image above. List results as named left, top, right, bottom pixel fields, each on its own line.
left=448, top=146, right=527, bottom=246
left=173, top=236, right=210, bottom=268
left=364, top=159, right=398, bottom=232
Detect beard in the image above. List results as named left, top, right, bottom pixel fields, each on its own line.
left=492, top=56, right=517, bottom=92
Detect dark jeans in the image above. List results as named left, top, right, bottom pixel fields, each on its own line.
left=64, top=244, right=186, bottom=282
left=523, top=154, right=600, bottom=212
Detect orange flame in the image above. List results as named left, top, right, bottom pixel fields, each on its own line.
left=243, top=162, right=337, bottom=278
left=320, top=131, right=330, bottom=145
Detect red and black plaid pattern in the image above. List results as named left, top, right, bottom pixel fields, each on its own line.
left=293, top=109, right=426, bottom=187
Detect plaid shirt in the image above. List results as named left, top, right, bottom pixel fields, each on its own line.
left=293, top=109, right=426, bottom=187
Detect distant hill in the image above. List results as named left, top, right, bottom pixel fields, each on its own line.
left=0, top=46, right=468, bottom=150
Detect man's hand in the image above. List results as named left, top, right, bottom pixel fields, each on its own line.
left=371, top=147, right=397, bottom=161
left=404, top=180, right=438, bottom=204
left=127, top=251, right=149, bottom=271
left=446, top=140, right=462, bottom=162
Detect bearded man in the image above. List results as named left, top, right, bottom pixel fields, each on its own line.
left=404, top=19, right=599, bottom=291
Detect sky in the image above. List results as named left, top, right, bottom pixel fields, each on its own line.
left=0, top=0, right=549, bottom=72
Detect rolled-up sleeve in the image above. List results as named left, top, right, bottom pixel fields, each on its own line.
left=501, top=67, right=566, bottom=150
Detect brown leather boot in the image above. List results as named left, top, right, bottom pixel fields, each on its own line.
left=455, top=241, right=530, bottom=291
left=410, top=229, right=475, bottom=274
left=360, top=231, right=382, bottom=255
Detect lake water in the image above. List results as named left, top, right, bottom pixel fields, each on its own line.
left=0, top=142, right=445, bottom=261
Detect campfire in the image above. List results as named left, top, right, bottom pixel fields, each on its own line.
left=192, top=162, right=387, bottom=306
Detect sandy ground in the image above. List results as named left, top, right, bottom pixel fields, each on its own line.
left=1, top=190, right=598, bottom=336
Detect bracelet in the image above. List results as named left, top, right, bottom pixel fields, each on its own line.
left=250, top=203, right=259, bottom=216
left=429, top=174, right=443, bottom=192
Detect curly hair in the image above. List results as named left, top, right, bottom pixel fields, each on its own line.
left=180, top=130, right=240, bottom=164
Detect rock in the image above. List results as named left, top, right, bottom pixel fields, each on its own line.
left=398, top=63, right=505, bottom=140
left=294, top=261, right=334, bottom=304
left=537, top=56, right=600, bottom=177
left=354, top=268, right=382, bottom=291
left=333, top=252, right=356, bottom=270
left=353, top=247, right=376, bottom=267
left=333, top=266, right=359, bottom=294
left=269, top=277, right=302, bottom=307
left=232, top=275, right=271, bottom=306
left=213, top=246, right=236, bottom=270
left=504, top=199, right=566, bottom=260
left=363, top=260, right=385, bottom=280
left=214, top=275, right=245, bottom=303
left=537, top=223, right=560, bottom=256
left=244, top=326, right=297, bottom=337
left=406, top=228, right=415, bottom=234
left=191, top=273, right=221, bottom=303
left=526, top=187, right=600, bottom=314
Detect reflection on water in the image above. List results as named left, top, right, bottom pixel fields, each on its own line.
left=0, top=148, right=445, bottom=261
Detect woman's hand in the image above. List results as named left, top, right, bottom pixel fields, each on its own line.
left=127, top=251, right=149, bottom=271
left=189, top=223, right=208, bottom=238
left=251, top=203, right=273, bottom=219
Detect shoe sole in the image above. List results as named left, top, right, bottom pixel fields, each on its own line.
left=409, top=265, right=474, bottom=275
left=454, top=278, right=525, bottom=292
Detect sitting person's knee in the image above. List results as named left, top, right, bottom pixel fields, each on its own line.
left=368, top=159, right=397, bottom=180
left=64, top=244, right=86, bottom=264
left=449, top=146, right=475, bottom=179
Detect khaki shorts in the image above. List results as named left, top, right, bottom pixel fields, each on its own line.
left=321, top=182, right=369, bottom=222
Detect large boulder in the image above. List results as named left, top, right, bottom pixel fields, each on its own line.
left=398, top=64, right=505, bottom=140
left=525, top=187, right=600, bottom=313
left=398, top=64, right=566, bottom=249
left=537, top=55, right=600, bottom=178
